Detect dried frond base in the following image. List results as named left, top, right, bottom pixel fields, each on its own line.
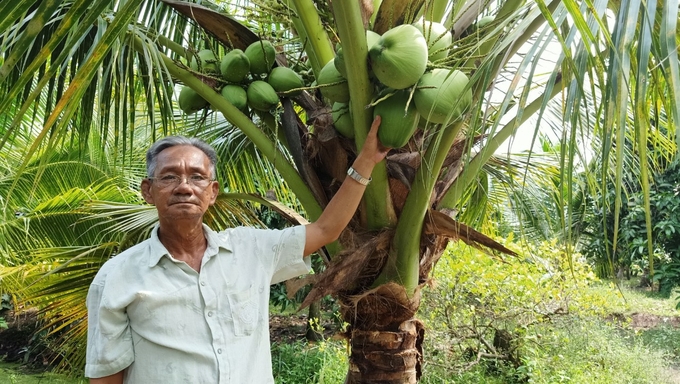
left=299, top=231, right=392, bottom=309
left=340, top=283, right=420, bottom=331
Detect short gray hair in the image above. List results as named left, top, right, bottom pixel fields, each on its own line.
left=146, top=136, right=218, bottom=178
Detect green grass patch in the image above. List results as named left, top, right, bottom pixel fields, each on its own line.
left=638, top=325, right=680, bottom=360
left=519, top=317, right=674, bottom=384
left=0, top=362, right=85, bottom=384
left=588, top=279, right=680, bottom=317
left=271, top=340, right=348, bottom=383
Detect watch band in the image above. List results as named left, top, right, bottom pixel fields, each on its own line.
left=347, top=167, right=371, bottom=186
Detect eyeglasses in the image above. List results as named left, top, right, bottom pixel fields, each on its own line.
left=148, top=174, right=215, bottom=189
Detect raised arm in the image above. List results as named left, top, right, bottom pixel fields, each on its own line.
left=304, top=116, right=389, bottom=256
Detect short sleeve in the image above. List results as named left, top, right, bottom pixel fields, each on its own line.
left=85, top=278, right=134, bottom=378
left=270, top=225, right=311, bottom=285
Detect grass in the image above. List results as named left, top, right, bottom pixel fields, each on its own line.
left=0, top=362, right=85, bottom=384
left=589, top=278, right=680, bottom=317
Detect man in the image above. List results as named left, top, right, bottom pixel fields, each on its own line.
left=85, top=116, right=388, bottom=383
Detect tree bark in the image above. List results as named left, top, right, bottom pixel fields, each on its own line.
left=345, top=319, right=424, bottom=384
left=305, top=301, right=323, bottom=341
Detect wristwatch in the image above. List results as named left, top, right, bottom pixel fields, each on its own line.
left=347, top=167, right=371, bottom=186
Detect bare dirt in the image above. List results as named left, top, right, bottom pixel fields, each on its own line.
left=269, top=313, right=341, bottom=344
left=607, top=311, right=680, bottom=330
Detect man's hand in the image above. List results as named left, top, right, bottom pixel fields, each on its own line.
left=359, top=115, right=390, bottom=165
left=304, top=115, right=391, bottom=256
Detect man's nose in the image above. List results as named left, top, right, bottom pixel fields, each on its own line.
left=174, top=177, right=194, bottom=190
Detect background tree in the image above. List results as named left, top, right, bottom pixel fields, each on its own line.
left=1, top=0, right=679, bottom=382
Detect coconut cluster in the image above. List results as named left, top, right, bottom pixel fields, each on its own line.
left=324, top=20, right=472, bottom=148
left=178, top=40, right=304, bottom=116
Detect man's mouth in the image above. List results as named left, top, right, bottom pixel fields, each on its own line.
left=170, top=201, right=195, bottom=205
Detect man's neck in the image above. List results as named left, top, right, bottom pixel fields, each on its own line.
left=157, top=220, right=208, bottom=271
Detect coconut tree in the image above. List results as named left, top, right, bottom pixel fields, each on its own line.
left=1, top=0, right=679, bottom=382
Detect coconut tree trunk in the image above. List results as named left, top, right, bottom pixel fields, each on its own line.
left=340, top=280, right=426, bottom=383
left=346, top=319, right=424, bottom=384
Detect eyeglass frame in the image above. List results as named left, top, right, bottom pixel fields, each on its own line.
left=147, top=174, right=216, bottom=189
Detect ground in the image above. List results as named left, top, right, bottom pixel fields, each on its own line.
left=0, top=310, right=338, bottom=364
left=269, top=312, right=340, bottom=344
left=2, top=288, right=680, bottom=381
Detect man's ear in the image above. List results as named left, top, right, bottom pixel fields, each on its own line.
left=209, top=181, right=219, bottom=205
left=141, top=179, right=155, bottom=205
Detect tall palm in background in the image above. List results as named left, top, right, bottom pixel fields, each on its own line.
left=1, top=0, right=678, bottom=382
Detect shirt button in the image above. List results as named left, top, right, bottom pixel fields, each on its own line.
left=217, top=349, right=222, bottom=354
left=208, top=311, right=213, bottom=317
left=200, top=281, right=206, bottom=286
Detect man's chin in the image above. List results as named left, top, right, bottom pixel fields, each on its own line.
left=164, top=205, right=204, bottom=218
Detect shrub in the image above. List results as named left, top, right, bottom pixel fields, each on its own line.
left=418, top=238, right=676, bottom=383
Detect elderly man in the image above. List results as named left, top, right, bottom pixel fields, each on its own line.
left=85, top=117, right=387, bottom=383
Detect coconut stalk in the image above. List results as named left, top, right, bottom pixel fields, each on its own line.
left=332, top=0, right=397, bottom=229
left=376, top=121, right=465, bottom=293
left=286, top=7, right=323, bottom=76
left=286, top=0, right=335, bottom=73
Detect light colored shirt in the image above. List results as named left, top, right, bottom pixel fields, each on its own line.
left=85, top=224, right=310, bottom=383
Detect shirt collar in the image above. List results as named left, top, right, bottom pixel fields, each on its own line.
left=147, top=223, right=233, bottom=268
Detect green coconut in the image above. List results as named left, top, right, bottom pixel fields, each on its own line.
left=247, top=80, right=280, bottom=111
left=220, top=85, right=248, bottom=111
left=334, top=47, right=347, bottom=78
left=334, top=30, right=381, bottom=79
left=268, top=67, right=304, bottom=96
left=412, top=18, right=452, bottom=62
left=369, top=25, right=428, bottom=89
left=220, top=49, right=250, bottom=83
left=374, top=91, right=420, bottom=148
left=190, top=49, right=219, bottom=73
left=414, top=69, right=471, bottom=125
left=332, top=102, right=354, bottom=138
left=317, top=60, right=350, bottom=103
left=245, top=40, right=276, bottom=75
left=477, top=15, right=495, bottom=28
left=178, top=86, right=208, bottom=115
left=366, top=30, right=382, bottom=50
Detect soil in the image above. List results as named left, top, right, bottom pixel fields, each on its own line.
left=1, top=310, right=340, bottom=364
left=269, top=313, right=341, bottom=344
left=0, top=308, right=45, bottom=365
left=606, top=311, right=680, bottom=330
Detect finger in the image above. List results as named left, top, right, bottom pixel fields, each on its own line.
left=369, top=115, right=382, bottom=134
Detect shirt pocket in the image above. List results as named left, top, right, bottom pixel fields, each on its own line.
left=227, top=284, right=259, bottom=336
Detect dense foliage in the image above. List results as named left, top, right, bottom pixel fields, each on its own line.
left=579, top=156, right=680, bottom=300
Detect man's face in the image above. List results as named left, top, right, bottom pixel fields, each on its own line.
left=141, top=145, right=219, bottom=221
